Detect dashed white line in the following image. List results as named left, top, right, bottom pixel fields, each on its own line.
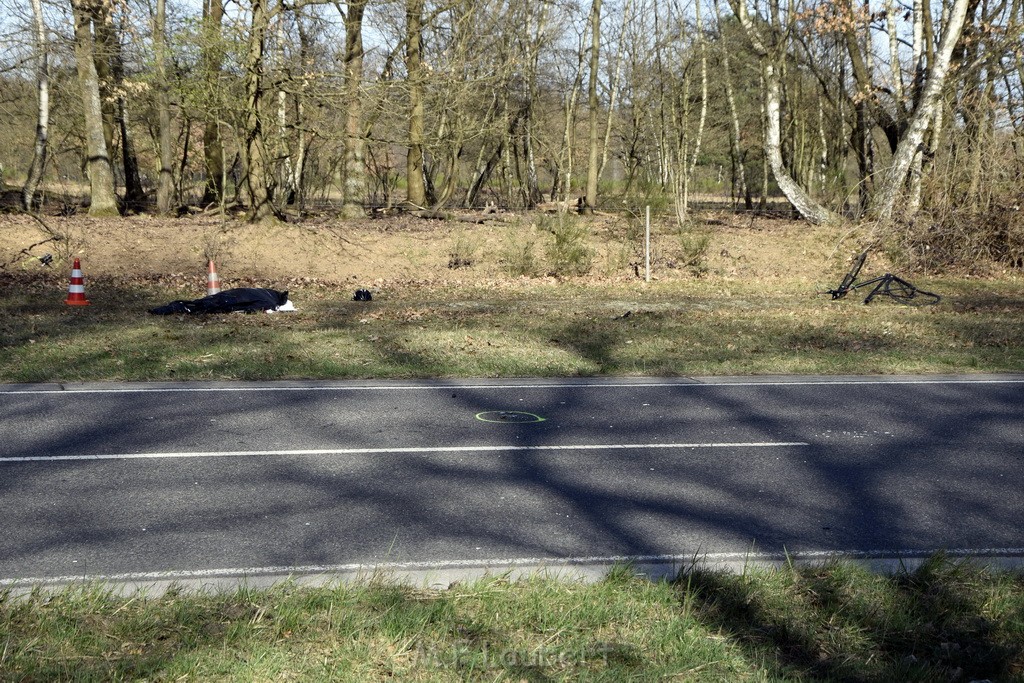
left=0, top=440, right=809, bottom=464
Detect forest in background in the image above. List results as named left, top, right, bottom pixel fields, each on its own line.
left=0, top=0, right=1022, bottom=271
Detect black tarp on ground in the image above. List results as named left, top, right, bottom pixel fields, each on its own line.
left=149, top=288, right=290, bottom=315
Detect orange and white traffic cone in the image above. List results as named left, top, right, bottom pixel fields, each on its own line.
left=64, top=258, right=90, bottom=306
left=206, top=259, right=221, bottom=296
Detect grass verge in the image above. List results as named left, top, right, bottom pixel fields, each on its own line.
left=1, top=556, right=1022, bottom=681
left=1, top=274, right=1023, bottom=382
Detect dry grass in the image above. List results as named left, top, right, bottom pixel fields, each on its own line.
left=2, top=210, right=1023, bottom=382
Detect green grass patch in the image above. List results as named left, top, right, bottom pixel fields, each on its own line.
left=1, top=274, right=1022, bottom=382
left=1, top=556, right=1022, bottom=681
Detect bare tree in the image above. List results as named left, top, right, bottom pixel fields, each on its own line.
left=598, top=0, right=632, bottom=183
left=93, top=5, right=144, bottom=207
left=552, top=10, right=586, bottom=203
left=200, top=0, right=226, bottom=205
left=713, top=0, right=751, bottom=209
left=71, top=0, right=119, bottom=216
left=341, top=0, right=368, bottom=217
left=242, top=0, right=281, bottom=221
left=520, top=0, right=550, bottom=207
left=22, top=0, right=49, bottom=210
left=405, top=0, right=426, bottom=208
left=672, top=0, right=708, bottom=226
left=729, top=0, right=839, bottom=224
left=583, top=0, right=602, bottom=211
left=154, top=0, right=174, bottom=213
left=869, top=0, right=974, bottom=221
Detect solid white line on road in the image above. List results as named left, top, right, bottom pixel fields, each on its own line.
left=0, top=441, right=809, bottom=464
left=2, top=377, right=1023, bottom=395
left=4, top=547, right=1024, bottom=588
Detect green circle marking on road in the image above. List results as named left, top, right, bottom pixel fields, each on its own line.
left=475, top=411, right=546, bottom=424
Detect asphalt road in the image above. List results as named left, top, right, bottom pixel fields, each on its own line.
left=1, top=375, right=1022, bottom=587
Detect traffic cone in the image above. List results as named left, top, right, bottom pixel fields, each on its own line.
left=206, top=259, right=221, bottom=296
left=64, top=258, right=90, bottom=306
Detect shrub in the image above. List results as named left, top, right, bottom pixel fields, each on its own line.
left=501, top=227, right=540, bottom=277
left=673, top=223, right=711, bottom=276
left=448, top=231, right=480, bottom=269
left=541, top=213, right=593, bottom=277
left=895, top=205, right=1024, bottom=273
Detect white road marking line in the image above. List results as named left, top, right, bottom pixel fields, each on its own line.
left=0, top=441, right=809, bottom=463
left=2, top=377, right=1023, bottom=395
left=4, top=547, right=1024, bottom=587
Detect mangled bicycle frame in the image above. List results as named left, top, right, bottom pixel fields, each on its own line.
left=828, top=251, right=941, bottom=304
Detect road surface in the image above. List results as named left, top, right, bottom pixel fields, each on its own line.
left=1, top=375, right=1022, bottom=588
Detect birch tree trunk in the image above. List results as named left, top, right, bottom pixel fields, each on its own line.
left=405, top=0, right=426, bottom=208
left=275, top=10, right=294, bottom=204
left=555, top=26, right=585, bottom=203
left=23, top=0, right=49, bottom=211
left=674, top=0, right=708, bottom=227
left=583, top=0, right=602, bottom=211
left=686, top=0, right=708, bottom=213
left=522, top=0, right=549, bottom=207
left=885, top=0, right=904, bottom=104
left=71, top=0, right=119, bottom=216
left=869, top=0, right=973, bottom=221
left=730, top=0, right=839, bottom=224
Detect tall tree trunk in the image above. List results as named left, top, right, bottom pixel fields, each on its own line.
left=275, top=9, right=292, bottom=204
left=71, top=0, right=119, bottom=216
left=730, top=0, right=839, bottom=224
left=244, top=0, right=276, bottom=221
left=521, top=0, right=548, bottom=207
left=119, top=100, right=145, bottom=208
left=869, top=0, right=973, bottom=221
left=155, top=0, right=174, bottom=213
left=584, top=0, right=602, bottom=211
left=764, top=61, right=837, bottom=222
left=598, top=0, right=631, bottom=182
left=342, top=0, right=366, bottom=216
left=672, top=0, right=708, bottom=227
left=685, top=0, right=708, bottom=222
left=291, top=95, right=307, bottom=207
left=850, top=100, right=873, bottom=213
left=91, top=5, right=116, bottom=172
left=841, top=0, right=900, bottom=155
left=23, top=0, right=49, bottom=211
left=200, top=0, right=225, bottom=205
left=556, top=29, right=585, bottom=202
left=885, top=0, right=905, bottom=104
left=405, top=0, right=426, bottom=208
left=653, top=1, right=670, bottom=187
left=715, top=0, right=751, bottom=210
left=466, top=142, right=503, bottom=207
left=177, top=118, right=192, bottom=206
left=94, top=11, right=144, bottom=206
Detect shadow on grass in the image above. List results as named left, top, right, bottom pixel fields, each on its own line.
left=681, top=555, right=1024, bottom=681
left=3, top=269, right=1024, bottom=381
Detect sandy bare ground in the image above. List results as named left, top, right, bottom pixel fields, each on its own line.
left=1, top=204, right=846, bottom=292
